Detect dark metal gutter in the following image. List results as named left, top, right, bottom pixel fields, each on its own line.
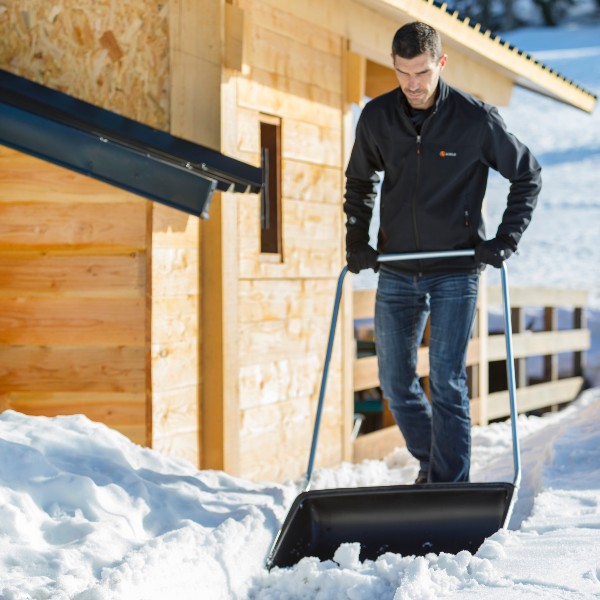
left=0, top=69, right=262, bottom=218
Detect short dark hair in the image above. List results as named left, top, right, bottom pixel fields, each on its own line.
left=391, top=22, right=442, bottom=60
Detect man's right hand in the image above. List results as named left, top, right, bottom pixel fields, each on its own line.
left=346, top=245, right=379, bottom=274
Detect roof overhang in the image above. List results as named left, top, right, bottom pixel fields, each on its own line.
left=0, top=69, right=263, bottom=219
left=354, top=0, right=597, bottom=113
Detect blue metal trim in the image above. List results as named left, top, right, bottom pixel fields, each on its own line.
left=0, top=69, right=262, bottom=218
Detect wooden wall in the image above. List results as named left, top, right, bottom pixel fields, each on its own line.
left=228, top=0, right=348, bottom=481
left=0, top=0, right=191, bottom=453
left=0, top=146, right=149, bottom=444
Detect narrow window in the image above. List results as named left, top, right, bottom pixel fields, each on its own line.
left=260, top=117, right=282, bottom=256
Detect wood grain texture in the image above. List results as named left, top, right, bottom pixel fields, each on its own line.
left=0, top=148, right=149, bottom=447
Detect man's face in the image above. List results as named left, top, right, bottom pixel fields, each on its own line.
left=392, top=52, right=447, bottom=110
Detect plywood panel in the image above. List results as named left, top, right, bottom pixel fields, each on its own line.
left=0, top=0, right=170, bottom=129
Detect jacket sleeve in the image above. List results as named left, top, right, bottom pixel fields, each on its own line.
left=344, top=109, right=383, bottom=250
left=481, top=107, right=542, bottom=249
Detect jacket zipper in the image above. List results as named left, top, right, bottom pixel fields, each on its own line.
left=413, top=134, right=423, bottom=275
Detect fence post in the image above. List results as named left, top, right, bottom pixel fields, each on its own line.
left=512, top=307, right=527, bottom=389
left=574, top=307, right=586, bottom=377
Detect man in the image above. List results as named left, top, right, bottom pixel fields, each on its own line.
left=344, top=22, right=541, bottom=483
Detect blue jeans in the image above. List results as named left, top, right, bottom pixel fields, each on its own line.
left=374, top=268, right=479, bottom=482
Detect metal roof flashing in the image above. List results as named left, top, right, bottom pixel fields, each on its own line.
left=0, top=69, right=263, bottom=219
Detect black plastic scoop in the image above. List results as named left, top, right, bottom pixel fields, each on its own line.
left=267, top=251, right=521, bottom=569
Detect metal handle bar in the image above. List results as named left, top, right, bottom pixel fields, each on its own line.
left=305, top=250, right=521, bottom=496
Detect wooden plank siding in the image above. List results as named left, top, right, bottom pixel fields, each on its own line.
left=231, top=0, right=346, bottom=481
left=0, top=146, right=149, bottom=444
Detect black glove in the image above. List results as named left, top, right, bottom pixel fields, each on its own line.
left=475, top=237, right=515, bottom=268
left=346, top=244, right=379, bottom=274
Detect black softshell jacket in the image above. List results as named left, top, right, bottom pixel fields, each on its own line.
left=344, top=80, right=542, bottom=274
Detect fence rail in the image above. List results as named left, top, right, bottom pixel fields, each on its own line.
left=352, top=284, right=590, bottom=463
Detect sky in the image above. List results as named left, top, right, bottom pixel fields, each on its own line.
left=1, top=17, right=600, bottom=600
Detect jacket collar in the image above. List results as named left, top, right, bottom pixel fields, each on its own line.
left=397, top=78, right=449, bottom=115
left=435, top=79, right=450, bottom=109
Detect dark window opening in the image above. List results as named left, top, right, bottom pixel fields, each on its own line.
left=260, top=118, right=282, bottom=255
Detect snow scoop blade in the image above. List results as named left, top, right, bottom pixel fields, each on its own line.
left=267, top=482, right=514, bottom=569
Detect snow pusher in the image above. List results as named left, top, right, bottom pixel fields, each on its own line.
left=266, top=250, right=522, bottom=569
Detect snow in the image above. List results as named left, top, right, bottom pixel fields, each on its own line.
left=1, top=389, right=600, bottom=599
left=1, top=22, right=600, bottom=600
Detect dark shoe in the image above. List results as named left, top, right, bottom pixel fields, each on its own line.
left=414, top=475, right=428, bottom=484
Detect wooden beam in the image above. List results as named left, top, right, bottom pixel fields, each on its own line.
left=488, top=329, right=591, bottom=362
left=544, top=307, right=559, bottom=382
left=353, top=424, right=405, bottom=462
left=488, top=286, right=588, bottom=308
left=487, top=377, right=584, bottom=420
left=225, top=2, right=245, bottom=71
left=354, top=339, right=480, bottom=391
left=346, top=50, right=367, bottom=105
left=167, top=0, right=231, bottom=471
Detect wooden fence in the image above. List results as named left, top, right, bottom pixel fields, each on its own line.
left=351, top=283, right=591, bottom=462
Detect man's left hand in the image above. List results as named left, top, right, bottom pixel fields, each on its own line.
left=475, top=237, right=514, bottom=268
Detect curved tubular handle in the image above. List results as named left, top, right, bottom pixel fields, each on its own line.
left=501, top=262, right=522, bottom=490
left=304, top=251, right=520, bottom=494
left=305, top=265, right=348, bottom=490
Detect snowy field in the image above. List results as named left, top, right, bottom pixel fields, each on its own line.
left=1, top=20, right=600, bottom=600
